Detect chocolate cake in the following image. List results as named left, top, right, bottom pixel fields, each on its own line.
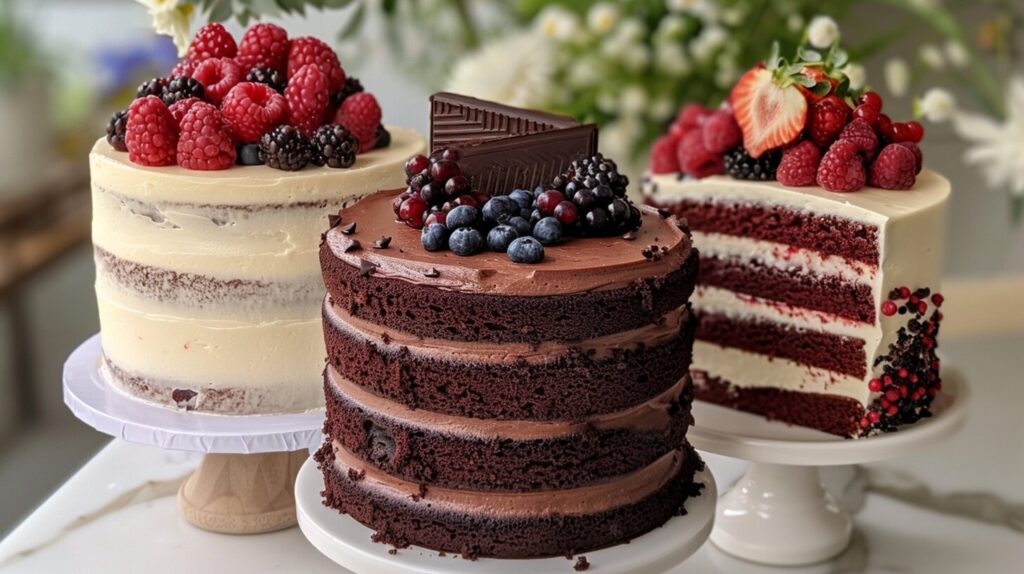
left=315, top=187, right=704, bottom=558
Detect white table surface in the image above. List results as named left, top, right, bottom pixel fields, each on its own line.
left=2, top=334, right=1023, bottom=574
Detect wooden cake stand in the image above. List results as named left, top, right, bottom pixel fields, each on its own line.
left=688, top=369, right=968, bottom=566
left=62, top=334, right=322, bottom=534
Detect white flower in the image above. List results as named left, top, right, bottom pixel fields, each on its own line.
left=919, top=44, right=945, bottom=70
left=619, top=85, right=649, bottom=117
left=689, top=24, right=726, bottom=63
left=601, top=117, right=644, bottom=161
left=944, top=40, right=969, bottom=68
left=621, top=44, right=651, bottom=72
left=567, top=57, right=603, bottom=89
left=721, top=6, right=746, bottom=26
left=137, top=0, right=194, bottom=56
left=536, top=6, right=578, bottom=41
left=917, top=88, right=956, bottom=123
left=587, top=3, right=620, bottom=35
left=885, top=57, right=910, bottom=97
left=655, top=15, right=687, bottom=40
left=952, top=77, right=1024, bottom=196
left=655, top=42, right=692, bottom=76
left=666, top=0, right=719, bottom=22
left=447, top=32, right=555, bottom=109
left=786, top=13, right=805, bottom=32
left=807, top=16, right=840, bottom=49
left=596, top=92, right=619, bottom=114
left=843, top=63, right=867, bottom=91
left=614, top=18, right=647, bottom=45
left=714, top=53, right=739, bottom=89
left=650, top=96, right=676, bottom=121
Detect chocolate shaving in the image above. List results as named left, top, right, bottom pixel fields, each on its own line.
left=327, top=213, right=342, bottom=228
left=373, top=236, right=392, bottom=249
left=658, top=208, right=671, bottom=219
left=359, top=260, right=376, bottom=277
left=423, top=267, right=440, bottom=278
left=622, top=231, right=637, bottom=241
left=343, top=239, right=361, bottom=253
left=339, top=222, right=357, bottom=235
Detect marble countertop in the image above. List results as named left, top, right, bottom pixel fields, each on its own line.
left=1, top=334, right=1022, bottom=574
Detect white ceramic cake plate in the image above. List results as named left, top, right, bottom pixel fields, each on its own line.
left=295, top=458, right=717, bottom=574
left=63, top=334, right=323, bottom=534
left=688, top=369, right=968, bottom=567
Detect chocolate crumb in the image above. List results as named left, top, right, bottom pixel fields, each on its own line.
left=676, top=217, right=690, bottom=233
left=339, top=222, right=357, bottom=235
left=574, top=556, right=590, bottom=571
left=328, top=213, right=341, bottom=228
left=347, top=468, right=366, bottom=482
left=423, top=267, right=440, bottom=278
left=388, top=549, right=397, bottom=555
left=641, top=248, right=653, bottom=260
left=171, top=389, right=197, bottom=410
left=373, top=236, right=392, bottom=249
left=381, top=333, right=391, bottom=345
left=622, top=231, right=637, bottom=241
left=343, top=239, right=361, bottom=253
left=359, top=260, right=376, bottom=277
left=658, top=208, right=671, bottom=219
left=438, top=551, right=446, bottom=557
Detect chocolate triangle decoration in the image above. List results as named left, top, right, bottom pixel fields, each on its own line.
left=430, top=92, right=598, bottom=195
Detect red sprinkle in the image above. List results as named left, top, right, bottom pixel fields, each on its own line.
left=899, top=286, right=911, bottom=299
left=918, top=301, right=928, bottom=314
left=931, top=293, right=944, bottom=307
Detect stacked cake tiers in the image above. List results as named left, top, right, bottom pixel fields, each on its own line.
left=316, top=96, right=704, bottom=558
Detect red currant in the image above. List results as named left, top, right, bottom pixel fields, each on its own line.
left=392, top=191, right=411, bottom=215
left=553, top=201, right=578, bottom=225
left=906, top=121, right=924, bottom=143
left=404, top=155, right=429, bottom=178
left=877, top=114, right=892, bottom=138
left=858, top=91, right=883, bottom=112
left=452, top=195, right=480, bottom=208
left=853, top=104, right=880, bottom=127
left=430, top=160, right=461, bottom=183
left=424, top=210, right=446, bottom=227
left=444, top=174, right=470, bottom=197
left=398, top=196, right=427, bottom=229
left=889, top=122, right=911, bottom=142
left=537, top=190, right=565, bottom=215
left=441, top=148, right=461, bottom=162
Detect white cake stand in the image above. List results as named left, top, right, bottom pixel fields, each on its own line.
left=63, top=334, right=323, bottom=534
left=688, top=370, right=968, bottom=566
left=295, top=456, right=717, bottom=574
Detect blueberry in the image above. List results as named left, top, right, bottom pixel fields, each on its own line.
left=482, top=196, right=519, bottom=223
left=532, top=217, right=563, bottom=246
left=507, top=216, right=532, bottom=238
left=448, top=227, right=484, bottom=256
left=421, top=223, right=448, bottom=252
left=520, top=207, right=533, bottom=220
left=586, top=207, right=610, bottom=231
left=529, top=208, right=543, bottom=224
left=507, top=236, right=545, bottom=264
left=565, top=180, right=579, bottom=196
left=607, top=198, right=629, bottom=221
left=446, top=205, right=480, bottom=230
left=486, top=225, right=519, bottom=253
left=237, top=144, right=263, bottom=165
left=593, top=184, right=614, bottom=202
left=508, top=189, right=533, bottom=210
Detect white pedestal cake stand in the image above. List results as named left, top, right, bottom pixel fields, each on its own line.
left=295, top=457, right=717, bottom=574
left=688, top=370, right=968, bottom=566
left=62, top=334, right=323, bottom=534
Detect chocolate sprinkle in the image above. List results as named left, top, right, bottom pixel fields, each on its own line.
left=359, top=260, right=376, bottom=277
left=373, top=236, right=392, bottom=249
left=343, top=240, right=361, bottom=253
left=340, top=222, right=357, bottom=235
left=423, top=267, right=440, bottom=278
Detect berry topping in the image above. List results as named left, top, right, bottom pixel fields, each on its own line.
left=532, top=217, right=563, bottom=246
left=677, top=130, right=725, bottom=178
left=330, top=76, right=364, bottom=109
left=431, top=159, right=461, bottom=183
left=869, top=143, right=918, bottom=190
left=807, top=95, right=851, bottom=147
left=259, top=125, right=311, bottom=171
left=649, top=135, right=680, bottom=174
left=220, top=82, right=288, bottom=143
left=421, top=223, right=448, bottom=252
left=857, top=91, right=883, bottom=111
left=776, top=140, right=822, bottom=187
left=549, top=154, right=641, bottom=236
left=536, top=190, right=565, bottom=215
left=284, top=63, right=329, bottom=137
left=852, top=103, right=880, bottom=128
left=448, top=227, right=484, bottom=256
left=731, top=67, right=808, bottom=158
left=334, top=92, right=381, bottom=153
left=176, top=101, right=235, bottom=170
left=482, top=195, right=519, bottom=223
left=311, top=124, right=358, bottom=168
left=374, top=125, right=391, bottom=149
left=398, top=196, right=428, bottom=229
left=287, top=36, right=345, bottom=93
left=723, top=146, right=780, bottom=181
left=185, top=23, right=237, bottom=65
left=405, top=154, right=429, bottom=177
left=701, top=110, right=742, bottom=154
left=881, top=300, right=898, bottom=317
left=816, top=140, right=866, bottom=192
left=161, top=76, right=205, bottom=106
left=896, top=142, right=923, bottom=174
left=236, top=23, right=289, bottom=74
left=125, top=96, right=178, bottom=166
left=168, top=97, right=201, bottom=124
left=191, top=57, right=243, bottom=105
left=106, top=109, right=129, bottom=152
left=446, top=205, right=480, bottom=230
left=675, top=103, right=711, bottom=131
left=553, top=201, right=578, bottom=225
left=508, top=216, right=532, bottom=238
left=245, top=66, right=286, bottom=93
left=507, top=236, right=545, bottom=264
left=137, top=77, right=168, bottom=99
left=486, top=224, right=519, bottom=253
left=837, top=119, right=879, bottom=157
left=236, top=143, right=263, bottom=166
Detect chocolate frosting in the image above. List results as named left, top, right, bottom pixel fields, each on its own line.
left=325, top=189, right=692, bottom=297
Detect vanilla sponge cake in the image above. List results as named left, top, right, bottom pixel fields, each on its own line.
left=90, top=128, right=425, bottom=413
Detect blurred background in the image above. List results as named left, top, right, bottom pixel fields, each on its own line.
left=0, top=0, right=1020, bottom=535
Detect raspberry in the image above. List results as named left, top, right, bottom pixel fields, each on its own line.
left=649, top=135, right=680, bottom=174
left=170, top=60, right=197, bottom=78
left=677, top=129, right=723, bottom=178
left=676, top=103, right=711, bottom=131
left=287, top=36, right=345, bottom=93
left=869, top=143, right=917, bottom=190
left=333, top=92, right=381, bottom=152
left=185, top=23, right=237, bottom=65
left=125, top=96, right=178, bottom=166
left=221, top=82, right=288, bottom=143
left=168, top=97, right=201, bottom=124
left=236, top=23, right=289, bottom=74
left=701, top=110, right=742, bottom=154
left=191, top=57, right=243, bottom=105
left=816, top=140, right=866, bottom=193
left=895, top=141, right=923, bottom=174
left=284, top=64, right=329, bottom=137
left=776, top=141, right=822, bottom=187
left=837, top=118, right=879, bottom=157
left=807, top=95, right=851, bottom=147
left=176, top=101, right=236, bottom=170
left=106, top=109, right=129, bottom=151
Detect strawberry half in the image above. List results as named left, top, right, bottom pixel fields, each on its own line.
left=731, top=67, right=808, bottom=158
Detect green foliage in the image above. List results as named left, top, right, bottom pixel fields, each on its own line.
left=0, top=4, right=48, bottom=87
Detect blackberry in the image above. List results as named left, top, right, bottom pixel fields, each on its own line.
left=245, top=66, right=286, bottom=93
left=106, top=109, right=129, bottom=152
left=723, top=146, right=781, bottom=181
left=330, top=77, right=364, bottom=108
left=311, top=124, right=358, bottom=168
left=374, top=124, right=391, bottom=149
left=136, top=77, right=168, bottom=99
left=259, top=125, right=311, bottom=171
left=548, top=153, right=641, bottom=236
left=161, top=76, right=205, bottom=106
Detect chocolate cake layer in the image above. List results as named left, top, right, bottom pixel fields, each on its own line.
left=696, top=312, right=867, bottom=378
left=693, top=370, right=864, bottom=437
left=323, top=300, right=695, bottom=420
left=699, top=256, right=876, bottom=323
left=315, top=441, right=705, bottom=559
left=325, top=367, right=692, bottom=491
left=654, top=198, right=879, bottom=265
